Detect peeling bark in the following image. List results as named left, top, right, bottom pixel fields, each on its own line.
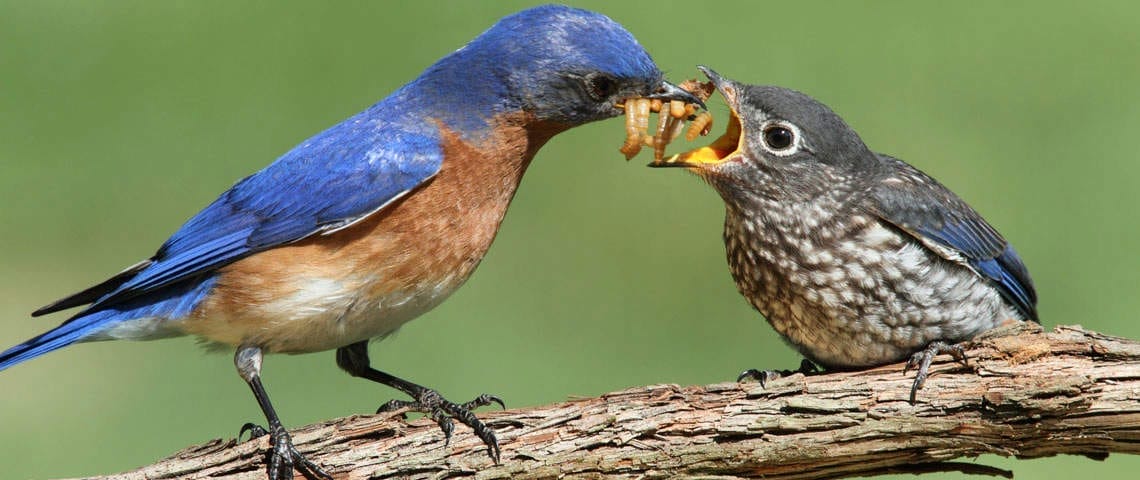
left=77, top=324, right=1140, bottom=479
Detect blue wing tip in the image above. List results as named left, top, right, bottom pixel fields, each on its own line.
left=976, top=246, right=1038, bottom=322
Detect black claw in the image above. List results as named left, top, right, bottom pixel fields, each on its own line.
left=737, top=368, right=778, bottom=387
left=473, top=421, right=502, bottom=463
left=947, top=345, right=969, bottom=367
left=335, top=343, right=503, bottom=463
left=377, top=398, right=414, bottom=416
left=737, top=359, right=820, bottom=387
left=796, top=358, right=821, bottom=374
left=262, top=425, right=332, bottom=480
left=905, top=341, right=970, bottom=404
left=239, top=422, right=269, bottom=441
left=376, top=390, right=503, bottom=462
left=430, top=408, right=457, bottom=446
left=462, top=393, right=506, bottom=411
left=440, top=397, right=501, bottom=462
left=440, top=399, right=501, bottom=463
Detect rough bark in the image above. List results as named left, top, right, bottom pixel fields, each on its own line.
left=77, top=324, right=1140, bottom=480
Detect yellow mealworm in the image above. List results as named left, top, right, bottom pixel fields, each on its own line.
left=623, top=102, right=638, bottom=137
left=633, top=98, right=651, bottom=137
left=653, top=105, right=671, bottom=160
left=617, top=80, right=714, bottom=160
left=666, top=114, right=685, bottom=140
left=620, top=101, right=642, bottom=159
left=669, top=100, right=686, bottom=119
left=620, top=140, right=642, bottom=159
left=685, top=111, right=713, bottom=141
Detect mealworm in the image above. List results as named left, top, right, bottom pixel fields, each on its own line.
left=617, top=80, right=716, bottom=160
left=667, top=114, right=685, bottom=140
left=653, top=104, right=671, bottom=160
left=620, top=101, right=643, bottom=159
left=633, top=98, right=651, bottom=136
left=685, top=111, right=713, bottom=141
left=669, top=100, right=686, bottom=119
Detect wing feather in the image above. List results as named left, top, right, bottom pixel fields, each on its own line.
left=37, top=120, right=442, bottom=317
left=869, top=154, right=1038, bottom=321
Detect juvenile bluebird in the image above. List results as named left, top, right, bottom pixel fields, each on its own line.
left=0, top=6, right=702, bottom=479
left=652, top=68, right=1036, bottom=403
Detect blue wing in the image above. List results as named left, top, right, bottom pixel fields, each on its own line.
left=39, top=117, right=443, bottom=317
left=870, top=154, right=1038, bottom=321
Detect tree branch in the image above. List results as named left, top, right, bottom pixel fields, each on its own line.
left=79, top=324, right=1140, bottom=479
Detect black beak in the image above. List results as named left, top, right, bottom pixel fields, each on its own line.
left=645, top=161, right=691, bottom=168
left=697, top=66, right=725, bottom=87
left=647, top=80, right=706, bottom=110
left=696, top=65, right=739, bottom=107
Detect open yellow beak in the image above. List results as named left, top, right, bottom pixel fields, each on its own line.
left=649, top=100, right=743, bottom=169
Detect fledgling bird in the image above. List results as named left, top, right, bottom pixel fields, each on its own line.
left=653, top=68, right=1037, bottom=402
left=0, top=6, right=702, bottom=479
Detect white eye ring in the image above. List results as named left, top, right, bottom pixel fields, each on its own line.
left=759, top=120, right=804, bottom=156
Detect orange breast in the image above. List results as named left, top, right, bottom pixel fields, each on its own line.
left=183, top=115, right=564, bottom=353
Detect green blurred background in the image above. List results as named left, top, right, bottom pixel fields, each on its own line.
left=1, top=1, right=1137, bottom=478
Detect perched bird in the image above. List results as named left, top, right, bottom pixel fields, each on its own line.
left=652, top=68, right=1036, bottom=402
left=0, top=6, right=702, bottom=479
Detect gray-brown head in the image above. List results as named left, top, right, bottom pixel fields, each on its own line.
left=652, top=67, right=884, bottom=208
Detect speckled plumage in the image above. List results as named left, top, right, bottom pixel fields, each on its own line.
left=722, top=169, right=1021, bottom=369
left=657, top=68, right=1036, bottom=383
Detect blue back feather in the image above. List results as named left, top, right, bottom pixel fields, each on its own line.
left=94, top=112, right=443, bottom=310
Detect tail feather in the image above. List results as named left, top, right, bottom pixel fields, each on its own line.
left=32, top=259, right=152, bottom=317
left=0, top=313, right=114, bottom=371
left=3, top=275, right=217, bottom=372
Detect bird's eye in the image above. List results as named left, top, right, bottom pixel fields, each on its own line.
left=584, top=73, right=618, bottom=101
left=763, top=124, right=795, bottom=151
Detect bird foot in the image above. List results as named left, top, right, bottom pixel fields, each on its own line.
left=737, top=358, right=820, bottom=387
left=904, top=341, right=969, bottom=404
left=378, top=390, right=505, bottom=463
left=238, top=422, right=332, bottom=480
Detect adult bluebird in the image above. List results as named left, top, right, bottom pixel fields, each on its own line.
left=0, top=6, right=703, bottom=479
left=652, top=68, right=1036, bottom=403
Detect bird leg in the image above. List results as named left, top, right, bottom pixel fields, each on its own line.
left=737, top=358, right=820, bottom=387
left=335, top=341, right=504, bottom=463
left=234, top=345, right=332, bottom=480
left=904, top=340, right=969, bottom=404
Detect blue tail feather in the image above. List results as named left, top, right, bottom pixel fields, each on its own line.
left=1, top=275, right=216, bottom=372
left=0, top=313, right=116, bottom=371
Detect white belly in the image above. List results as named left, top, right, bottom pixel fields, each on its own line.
left=223, top=271, right=466, bottom=353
